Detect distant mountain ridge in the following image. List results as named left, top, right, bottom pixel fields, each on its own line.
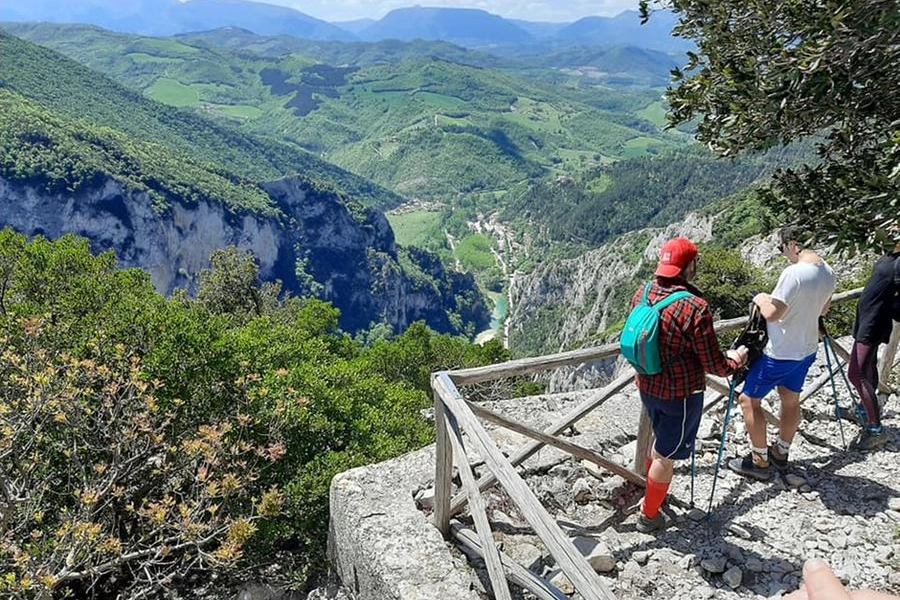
left=554, top=10, right=692, bottom=53
left=0, top=0, right=354, bottom=40
left=0, top=0, right=691, bottom=54
left=356, top=7, right=532, bottom=47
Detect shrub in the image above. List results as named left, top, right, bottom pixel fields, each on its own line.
left=0, top=320, right=286, bottom=599
left=0, top=230, right=508, bottom=592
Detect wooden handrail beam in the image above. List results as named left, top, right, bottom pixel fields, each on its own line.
left=444, top=408, right=512, bottom=600
left=447, top=289, right=862, bottom=385
left=467, top=400, right=645, bottom=486
left=434, top=374, right=618, bottom=600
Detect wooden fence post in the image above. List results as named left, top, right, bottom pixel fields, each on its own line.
left=878, top=321, right=900, bottom=394
left=633, top=405, right=652, bottom=478
left=433, top=385, right=453, bottom=538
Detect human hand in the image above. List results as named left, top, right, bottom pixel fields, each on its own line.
left=727, top=346, right=749, bottom=367
left=784, top=558, right=899, bottom=600
left=752, top=292, right=769, bottom=307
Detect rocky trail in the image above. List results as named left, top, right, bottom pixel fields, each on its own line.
left=456, top=341, right=900, bottom=600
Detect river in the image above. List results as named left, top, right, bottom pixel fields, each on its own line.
left=473, top=291, right=508, bottom=346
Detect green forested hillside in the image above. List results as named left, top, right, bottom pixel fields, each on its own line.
left=0, top=230, right=506, bottom=598
left=499, top=145, right=815, bottom=251
left=0, top=89, right=275, bottom=214
left=3, top=23, right=685, bottom=200
left=0, top=29, right=403, bottom=208
left=181, top=27, right=512, bottom=67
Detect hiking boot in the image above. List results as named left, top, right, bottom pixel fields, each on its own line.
left=636, top=511, right=669, bottom=533
left=768, top=444, right=789, bottom=469
left=835, top=404, right=867, bottom=426
left=850, top=427, right=887, bottom=452
left=727, top=453, right=772, bottom=481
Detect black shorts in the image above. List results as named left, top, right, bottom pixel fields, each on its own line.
left=640, top=391, right=703, bottom=460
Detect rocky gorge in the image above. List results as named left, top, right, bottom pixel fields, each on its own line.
left=0, top=174, right=488, bottom=335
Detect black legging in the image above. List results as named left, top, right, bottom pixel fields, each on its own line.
left=848, top=341, right=880, bottom=427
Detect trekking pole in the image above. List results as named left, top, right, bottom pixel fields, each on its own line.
left=707, top=378, right=738, bottom=516
left=689, top=440, right=696, bottom=509
left=822, top=334, right=847, bottom=449
left=823, top=334, right=867, bottom=425
left=825, top=335, right=858, bottom=407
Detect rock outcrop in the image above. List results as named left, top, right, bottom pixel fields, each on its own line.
left=328, top=447, right=480, bottom=600
left=0, top=175, right=488, bottom=334
left=507, top=213, right=716, bottom=391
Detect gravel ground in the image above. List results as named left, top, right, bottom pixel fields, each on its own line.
left=460, top=342, right=900, bottom=600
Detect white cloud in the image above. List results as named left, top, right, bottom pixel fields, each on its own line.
left=278, top=0, right=641, bottom=22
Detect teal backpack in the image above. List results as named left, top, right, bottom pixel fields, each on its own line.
left=620, top=283, right=692, bottom=375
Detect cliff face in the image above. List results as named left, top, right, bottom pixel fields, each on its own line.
left=506, top=213, right=721, bottom=391
left=506, top=208, right=871, bottom=392
left=508, top=213, right=717, bottom=357
left=0, top=174, right=488, bottom=334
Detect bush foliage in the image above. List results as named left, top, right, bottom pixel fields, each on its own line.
left=0, top=230, right=507, bottom=597
left=642, top=0, right=899, bottom=251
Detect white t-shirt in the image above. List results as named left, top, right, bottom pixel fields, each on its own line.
left=765, top=260, right=836, bottom=360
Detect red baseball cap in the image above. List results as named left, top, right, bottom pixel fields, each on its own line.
left=655, top=237, right=698, bottom=278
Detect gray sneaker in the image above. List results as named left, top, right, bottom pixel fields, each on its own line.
left=767, top=444, right=789, bottom=469
left=636, top=512, right=669, bottom=533
left=850, top=428, right=887, bottom=452
left=727, top=453, right=772, bottom=481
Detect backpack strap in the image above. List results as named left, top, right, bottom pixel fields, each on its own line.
left=642, top=282, right=692, bottom=310
left=651, top=290, right=692, bottom=312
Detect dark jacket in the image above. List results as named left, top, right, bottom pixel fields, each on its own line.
left=853, top=252, right=900, bottom=345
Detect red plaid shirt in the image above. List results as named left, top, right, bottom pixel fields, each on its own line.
left=630, top=279, right=740, bottom=400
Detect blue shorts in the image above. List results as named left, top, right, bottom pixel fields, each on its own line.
left=640, top=391, right=703, bottom=460
left=741, top=353, right=817, bottom=399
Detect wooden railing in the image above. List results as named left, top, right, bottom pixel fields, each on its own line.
left=430, top=288, right=900, bottom=600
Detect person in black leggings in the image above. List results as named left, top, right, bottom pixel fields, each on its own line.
left=848, top=243, right=900, bottom=450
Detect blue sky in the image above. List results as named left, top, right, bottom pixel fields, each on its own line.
left=250, top=1, right=642, bottom=23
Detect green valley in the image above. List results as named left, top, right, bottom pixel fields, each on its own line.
left=0, top=28, right=403, bottom=208
left=3, top=23, right=686, bottom=201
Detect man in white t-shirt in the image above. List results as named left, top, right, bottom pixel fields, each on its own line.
left=728, top=227, right=836, bottom=481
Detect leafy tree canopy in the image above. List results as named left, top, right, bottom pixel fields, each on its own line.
left=0, top=230, right=507, bottom=596
left=641, top=0, right=899, bottom=251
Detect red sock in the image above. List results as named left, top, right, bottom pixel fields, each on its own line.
left=642, top=477, right=670, bottom=519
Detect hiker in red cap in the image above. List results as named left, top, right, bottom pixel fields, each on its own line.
left=629, top=237, right=748, bottom=532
